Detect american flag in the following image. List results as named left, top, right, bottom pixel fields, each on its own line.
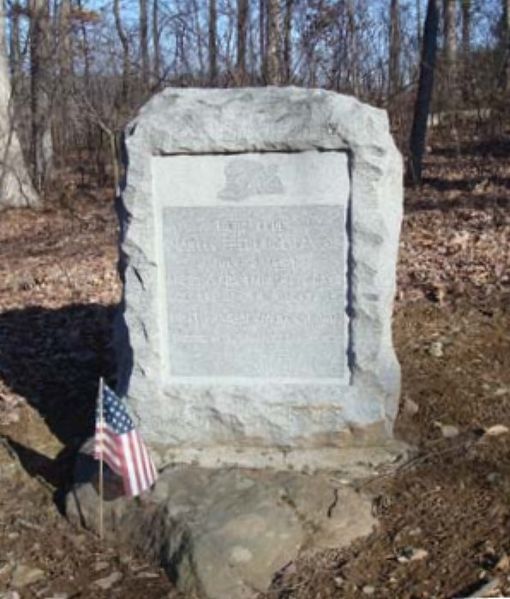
left=94, top=382, right=158, bottom=497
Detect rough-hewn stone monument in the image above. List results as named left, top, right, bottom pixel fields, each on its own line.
left=68, top=87, right=405, bottom=599
left=116, top=86, right=403, bottom=470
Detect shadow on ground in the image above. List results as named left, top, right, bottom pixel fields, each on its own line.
left=406, top=191, right=510, bottom=214
left=0, top=303, right=118, bottom=449
left=432, top=138, right=510, bottom=159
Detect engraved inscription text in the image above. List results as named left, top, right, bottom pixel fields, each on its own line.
left=163, top=205, right=346, bottom=379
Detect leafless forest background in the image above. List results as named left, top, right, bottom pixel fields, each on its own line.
left=2, top=0, right=509, bottom=201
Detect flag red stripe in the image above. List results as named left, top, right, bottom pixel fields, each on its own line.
left=94, top=427, right=123, bottom=474
left=120, top=432, right=135, bottom=497
left=95, top=428, right=122, bottom=455
left=137, top=431, right=152, bottom=489
left=95, top=429, right=122, bottom=458
left=128, top=430, right=144, bottom=496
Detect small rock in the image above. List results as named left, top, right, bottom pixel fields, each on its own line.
left=428, top=341, right=444, bottom=358
left=487, top=472, right=501, bottom=484
left=362, top=585, right=375, bottom=595
left=494, top=387, right=509, bottom=397
left=0, top=592, right=21, bottom=599
left=135, top=572, right=160, bottom=579
left=92, top=571, right=123, bottom=590
left=435, top=422, right=459, bottom=438
left=403, top=397, right=419, bottom=416
left=10, top=564, right=45, bottom=588
left=484, top=424, right=509, bottom=437
left=93, top=561, right=109, bottom=572
left=409, top=548, right=429, bottom=561
left=397, top=547, right=428, bottom=563
left=496, top=554, right=510, bottom=572
left=0, top=562, right=13, bottom=578
left=67, top=534, right=87, bottom=551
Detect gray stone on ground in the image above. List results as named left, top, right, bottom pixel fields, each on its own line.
left=10, top=564, right=45, bottom=588
left=67, top=452, right=377, bottom=599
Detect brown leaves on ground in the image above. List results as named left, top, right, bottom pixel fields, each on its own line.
left=398, top=138, right=510, bottom=309
left=0, top=135, right=510, bottom=597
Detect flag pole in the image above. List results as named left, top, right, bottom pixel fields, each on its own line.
left=98, top=377, right=104, bottom=541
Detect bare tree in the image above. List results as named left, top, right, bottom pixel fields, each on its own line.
left=29, top=0, right=52, bottom=190
left=237, top=0, right=248, bottom=83
left=443, top=0, right=457, bottom=105
left=259, top=0, right=265, bottom=77
left=346, top=0, right=359, bottom=95
left=58, top=0, right=72, bottom=83
left=113, top=0, right=130, bottom=104
left=140, top=0, right=149, bottom=89
left=0, top=1, right=38, bottom=208
left=408, top=0, right=440, bottom=184
left=416, top=0, right=422, bottom=48
left=282, top=0, right=293, bottom=83
left=208, top=0, right=217, bottom=84
left=389, top=0, right=401, bottom=96
left=77, top=0, right=91, bottom=91
left=153, top=0, right=161, bottom=84
left=502, top=0, right=510, bottom=91
left=55, top=0, right=73, bottom=156
left=8, top=2, right=22, bottom=92
left=461, top=0, right=471, bottom=101
left=265, top=0, right=281, bottom=84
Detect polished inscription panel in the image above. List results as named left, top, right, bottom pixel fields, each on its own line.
left=163, top=205, right=346, bottom=378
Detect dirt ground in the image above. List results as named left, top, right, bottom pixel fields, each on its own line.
left=0, top=136, right=510, bottom=598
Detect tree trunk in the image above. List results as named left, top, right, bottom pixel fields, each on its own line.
left=57, top=0, right=72, bottom=154
left=259, top=0, right=265, bottom=79
left=77, top=0, right=90, bottom=89
left=443, top=0, right=457, bottom=105
left=237, top=0, right=248, bottom=83
left=9, top=4, right=21, bottom=92
left=265, top=0, right=280, bottom=84
left=113, top=0, right=130, bottom=104
left=192, top=0, right=205, bottom=79
left=208, top=0, right=217, bottom=84
left=416, top=0, right=422, bottom=49
left=153, top=0, right=161, bottom=84
left=29, top=0, right=52, bottom=191
left=0, top=2, right=38, bottom=208
left=59, top=0, right=72, bottom=81
left=139, top=0, right=149, bottom=89
left=408, top=0, right=439, bottom=184
left=282, top=0, right=293, bottom=83
left=502, top=0, right=510, bottom=91
left=346, top=0, right=358, bottom=95
left=460, top=0, right=470, bottom=101
left=389, top=0, right=401, bottom=96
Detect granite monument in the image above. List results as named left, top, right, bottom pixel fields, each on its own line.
left=116, top=86, right=403, bottom=471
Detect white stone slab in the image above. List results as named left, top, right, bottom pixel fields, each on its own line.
left=152, top=152, right=349, bottom=383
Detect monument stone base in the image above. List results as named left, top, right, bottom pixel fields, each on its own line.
left=67, top=439, right=408, bottom=599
